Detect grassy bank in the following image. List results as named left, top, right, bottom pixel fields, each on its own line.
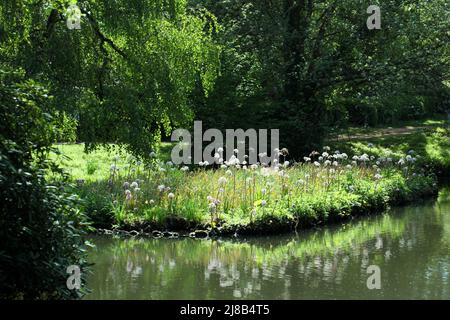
left=333, top=127, right=450, bottom=177
left=53, top=142, right=439, bottom=236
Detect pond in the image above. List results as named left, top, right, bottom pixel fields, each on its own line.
left=85, top=185, right=450, bottom=299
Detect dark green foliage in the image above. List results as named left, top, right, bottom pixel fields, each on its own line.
left=191, top=0, right=449, bottom=158
left=0, top=66, right=91, bottom=299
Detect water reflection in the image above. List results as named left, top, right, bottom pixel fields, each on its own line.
left=85, top=186, right=450, bottom=299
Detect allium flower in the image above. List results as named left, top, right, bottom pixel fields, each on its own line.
left=304, top=157, right=311, bottom=162
left=261, top=188, right=267, bottom=195
left=181, top=166, right=189, bottom=172
left=284, top=161, right=290, bottom=167
left=218, top=176, right=228, bottom=185
left=123, top=181, right=130, bottom=189
left=374, top=174, right=382, bottom=180
left=199, top=161, right=204, bottom=166
left=134, top=187, right=141, bottom=193
left=261, top=200, right=267, bottom=206
left=314, top=161, right=320, bottom=167
left=323, top=146, right=331, bottom=151
left=130, top=181, right=138, bottom=189
left=157, top=185, right=165, bottom=192
left=322, top=152, right=329, bottom=158
left=168, top=193, right=175, bottom=199
left=149, top=199, right=155, bottom=205
left=324, top=160, right=331, bottom=166
left=220, top=164, right=227, bottom=169
left=346, top=164, right=352, bottom=170
left=226, top=170, right=232, bottom=176
left=203, top=161, right=210, bottom=166
left=110, top=164, right=117, bottom=171
left=251, top=164, right=258, bottom=170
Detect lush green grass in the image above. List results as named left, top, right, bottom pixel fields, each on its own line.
left=51, top=123, right=447, bottom=234
left=54, top=143, right=438, bottom=234
left=334, top=127, right=450, bottom=176
left=52, top=143, right=174, bottom=182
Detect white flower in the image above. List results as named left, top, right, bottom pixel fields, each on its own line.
left=314, top=161, right=320, bottom=167
left=214, top=153, right=220, bottom=160
left=284, top=161, right=290, bottom=167
left=332, top=161, right=338, bottom=167
left=130, top=181, right=138, bottom=189
left=203, top=161, right=210, bottom=166
left=149, top=199, right=155, bottom=205
left=261, top=188, right=267, bottom=195
left=261, top=200, right=267, bottom=206
left=168, top=193, right=175, bottom=199
left=199, top=161, right=204, bottom=166
left=233, top=149, right=239, bottom=154
left=123, top=182, right=130, bottom=189
left=226, top=170, right=232, bottom=176
left=218, top=176, right=228, bottom=185
left=217, top=147, right=224, bottom=153
left=220, top=164, right=228, bottom=169
left=181, top=166, right=189, bottom=172
left=251, top=164, right=258, bottom=170
left=323, top=146, right=331, bottom=151
left=374, top=174, right=382, bottom=180
left=157, top=185, right=165, bottom=192
left=166, top=161, right=173, bottom=166
left=134, top=187, right=141, bottom=193
left=303, top=157, right=311, bottom=162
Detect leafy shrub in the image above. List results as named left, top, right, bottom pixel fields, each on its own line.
left=0, top=66, right=91, bottom=299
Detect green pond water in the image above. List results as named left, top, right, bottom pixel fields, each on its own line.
left=85, top=185, right=450, bottom=299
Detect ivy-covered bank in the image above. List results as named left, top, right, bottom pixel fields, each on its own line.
left=56, top=144, right=440, bottom=238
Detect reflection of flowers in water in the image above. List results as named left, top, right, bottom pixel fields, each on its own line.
left=126, top=259, right=143, bottom=278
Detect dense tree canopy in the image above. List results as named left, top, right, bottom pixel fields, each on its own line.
left=1, top=0, right=448, bottom=158
left=191, top=0, right=449, bottom=157
left=1, top=0, right=220, bottom=157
